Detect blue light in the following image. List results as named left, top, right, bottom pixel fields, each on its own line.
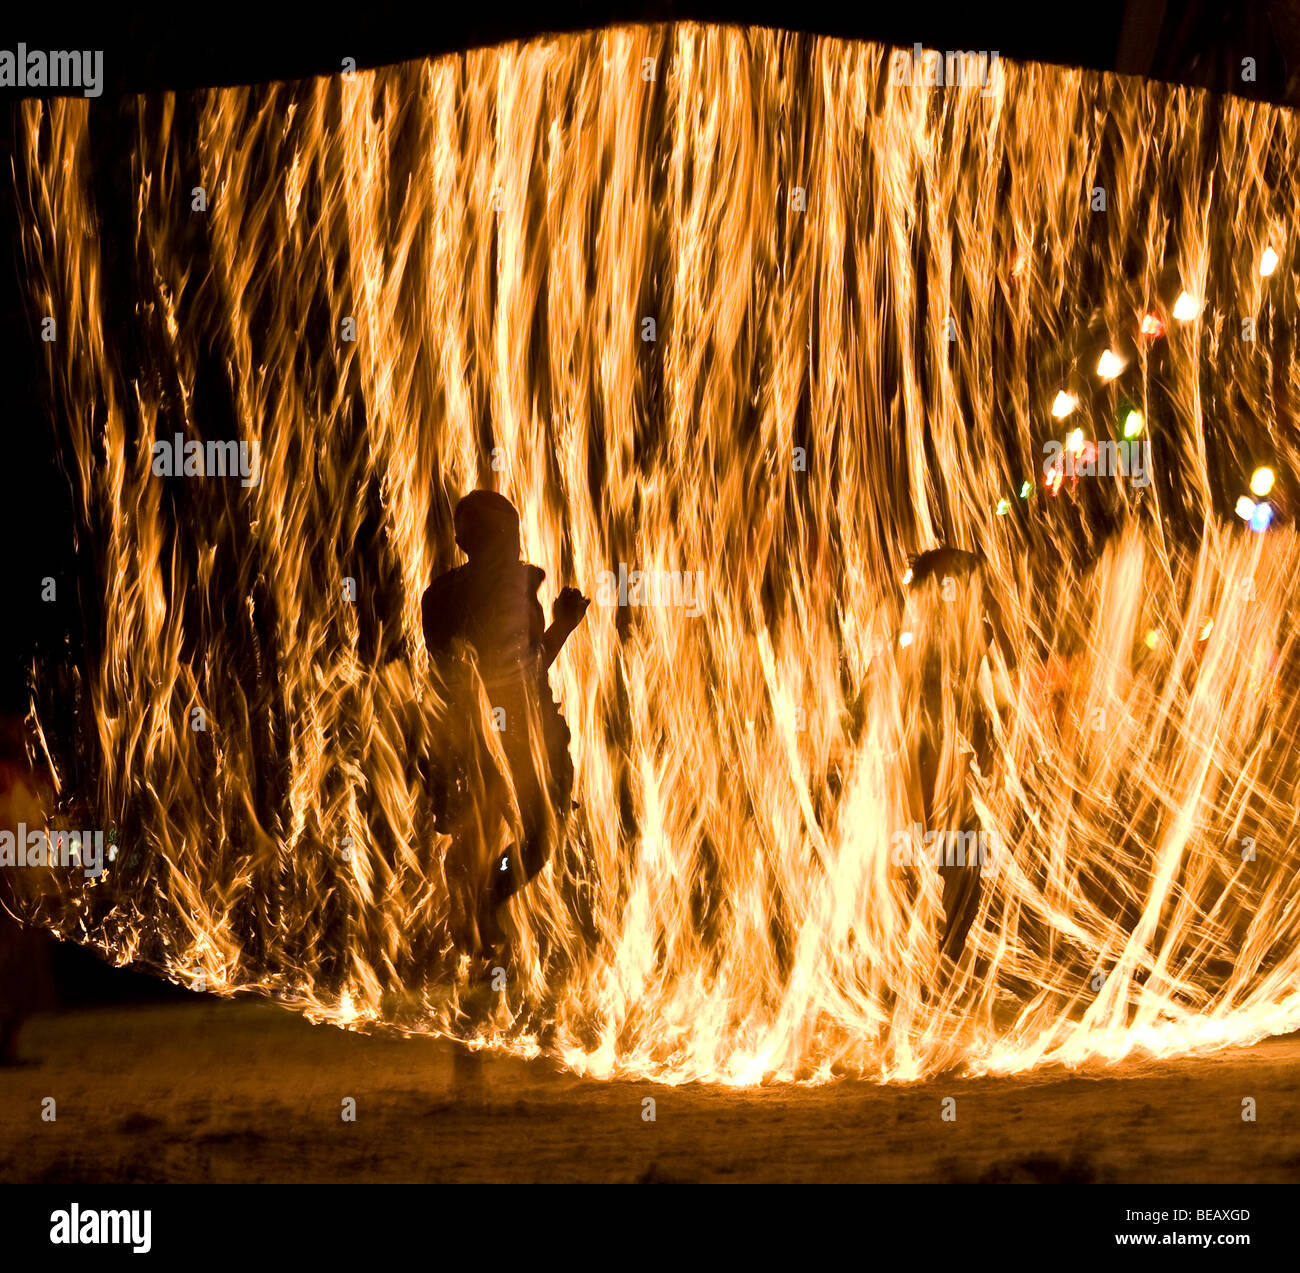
left=1249, top=502, right=1273, bottom=532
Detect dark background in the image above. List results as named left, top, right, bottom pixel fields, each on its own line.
left=3, top=2, right=1300, bottom=102
left=2, top=0, right=1298, bottom=1002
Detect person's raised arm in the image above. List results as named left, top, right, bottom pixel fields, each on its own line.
left=540, top=586, right=590, bottom=671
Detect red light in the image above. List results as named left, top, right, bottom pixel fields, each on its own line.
left=1139, top=312, right=1165, bottom=339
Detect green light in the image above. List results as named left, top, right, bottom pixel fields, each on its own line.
left=996, top=498, right=1011, bottom=516
left=1019, top=480, right=1033, bottom=499
left=1123, top=409, right=1144, bottom=439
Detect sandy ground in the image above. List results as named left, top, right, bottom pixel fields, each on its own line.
left=1, top=1000, right=1298, bottom=1183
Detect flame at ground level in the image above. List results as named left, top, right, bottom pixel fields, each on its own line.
left=13, top=24, right=1300, bottom=1082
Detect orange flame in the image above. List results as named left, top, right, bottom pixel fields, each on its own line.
left=12, top=26, right=1300, bottom=1083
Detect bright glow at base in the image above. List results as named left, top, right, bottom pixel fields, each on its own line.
left=1261, top=246, right=1278, bottom=277
left=1096, top=348, right=1123, bottom=380
left=1172, top=291, right=1201, bottom=321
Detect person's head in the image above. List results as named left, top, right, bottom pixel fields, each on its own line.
left=453, top=489, right=521, bottom=563
left=903, top=547, right=983, bottom=590
left=900, top=546, right=990, bottom=682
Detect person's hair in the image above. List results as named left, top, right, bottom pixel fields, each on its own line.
left=903, top=566, right=987, bottom=702
left=454, top=489, right=521, bottom=559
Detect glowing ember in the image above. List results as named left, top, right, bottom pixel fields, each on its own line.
left=1051, top=390, right=1079, bottom=419
left=1096, top=348, right=1123, bottom=380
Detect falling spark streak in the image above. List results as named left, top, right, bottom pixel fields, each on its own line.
left=12, top=26, right=1300, bottom=1083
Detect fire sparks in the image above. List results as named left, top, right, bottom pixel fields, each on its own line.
left=12, top=26, right=1300, bottom=1084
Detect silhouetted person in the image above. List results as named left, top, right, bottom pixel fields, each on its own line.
left=422, top=491, right=589, bottom=958
left=901, top=546, right=1011, bottom=969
